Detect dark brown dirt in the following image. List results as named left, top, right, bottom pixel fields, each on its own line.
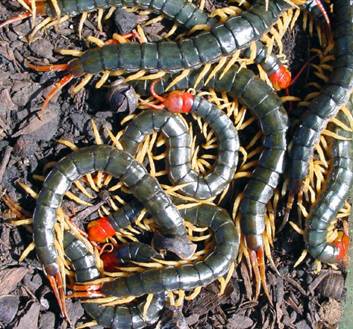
left=0, top=1, right=347, bottom=329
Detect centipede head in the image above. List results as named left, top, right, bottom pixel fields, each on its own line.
left=87, top=216, right=116, bottom=243
left=148, top=80, right=194, bottom=113
left=269, top=65, right=292, bottom=90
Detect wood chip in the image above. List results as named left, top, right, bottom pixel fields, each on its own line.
left=14, top=302, right=40, bottom=329
left=0, top=267, right=28, bottom=295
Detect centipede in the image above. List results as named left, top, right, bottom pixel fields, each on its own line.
left=34, top=144, right=239, bottom=324
left=25, top=0, right=294, bottom=110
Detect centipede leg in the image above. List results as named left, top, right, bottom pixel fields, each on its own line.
left=41, top=74, right=75, bottom=111
left=69, top=284, right=105, bottom=298
left=314, top=0, right=331, bottom=27
left=278, top=192, right=295, bottom=233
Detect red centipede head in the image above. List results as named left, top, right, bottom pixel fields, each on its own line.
left=269, top=65, right=292, bottom=90
left=335, top=233, right=350, bottom=265
left=87, top=216, right=116, bottom=243
left=148, top=80, right=194, bottom=113
left=163, top=91, right=194, bottom=113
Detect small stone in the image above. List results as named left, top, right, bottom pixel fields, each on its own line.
left=0, top=295, right=20, bottom=324
left=114, top=8, right=138, bottom=34
left=29, top=39, right=54, bottom=59
left=39, top=312, right=56, bottom=329
left=23, top=273, right=43, bottom=294
left=66, top=299, right=85, bottom=326
left=319, top=299, right=343, bottom=326
left=11, top=82, right=40, bottom=107
left=14, top=302, right=40, bottom=329
left=14, top=135, right=38, bottom=157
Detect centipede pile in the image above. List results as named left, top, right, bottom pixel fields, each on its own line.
left=0, top=0, right=352, bottom=328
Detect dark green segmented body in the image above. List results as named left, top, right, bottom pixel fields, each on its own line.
left=68, top=0, right=291, bottom=75
left=289, top=0, right=353, bottom=193
left=107, top=199, right=144, bottom=231
left=132, top=64, right=288, bottom=250
left=243, top=40, right=285, bottom=77
left=64, top=232, right=165, bottom=328
left=44, top=0, right=216, bottom=28
left=101, top=203, right=239, bottom=297
left=33, top=145, right=195, bottom=277
left=120, top=96, right=239, bottom=199
left=306, top=103, right=353, bottom=263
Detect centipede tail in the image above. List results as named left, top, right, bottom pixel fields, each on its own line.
left=64, top=232, right=165, bottom=329
left=101, top=204, right=239, bottom=297
left=289, top=0, right=353, bottom=194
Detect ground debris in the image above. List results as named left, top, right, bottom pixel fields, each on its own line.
left=0, top=295, right=20, bottom=324
left=226, top=314, right=253, bottom=329
left=13, top=107, right=59, bottom=141
left=318, top=299, right=342, bottom=327
left=159, top=306, right=189, bottom=329
left=14, top=302, right=41, bottom=329
left=0, top=267, right=28, bottom=295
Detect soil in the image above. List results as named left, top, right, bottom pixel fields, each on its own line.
left=0, top=1, right=347, bottom=329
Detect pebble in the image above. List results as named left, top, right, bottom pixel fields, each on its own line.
left=114, top=8, right=138, bottom=34
left=39, top=311, right=56, bottom=329
left=29, top=39, right=54, bottom=59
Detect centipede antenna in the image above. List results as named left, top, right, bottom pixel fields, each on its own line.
left=27, top=62, right=69, bottom=72
left=41, top=74, right=75, bottom=111
left=0, top=11, right=32, bottom=28
left=150, top=80, right=166, bottom=103
left=289, top=55, right=318, bottom=87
